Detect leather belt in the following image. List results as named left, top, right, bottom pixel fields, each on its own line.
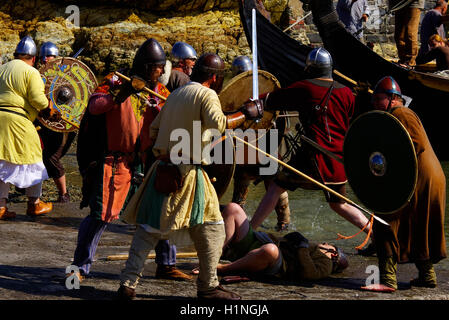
left=0, top=107, right=30, bottom=120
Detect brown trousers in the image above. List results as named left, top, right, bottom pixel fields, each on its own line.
left=394, top=8, right=422, bottom=66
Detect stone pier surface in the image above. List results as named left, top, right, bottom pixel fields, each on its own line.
left=1, top=201, right=449, bottom=301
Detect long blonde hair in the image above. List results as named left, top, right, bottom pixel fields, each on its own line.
left=428, top=34, right=449, bottom=47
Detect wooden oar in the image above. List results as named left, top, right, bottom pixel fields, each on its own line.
left=283, top=12, right=312, bottom=32
left=106, top=251, right=197, bottom=261
left=333, top=70, right=373, bottom=94
left=114, top=71, right=168, bottom=101
left=232, top=134, right=389, bottom=226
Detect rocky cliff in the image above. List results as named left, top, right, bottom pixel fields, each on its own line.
left=0, top=0, right=405, bottom=76
left=0, top=0, right=291, bottom=75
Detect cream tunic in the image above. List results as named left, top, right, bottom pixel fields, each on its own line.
left=121, top=82, right=227, bottom=237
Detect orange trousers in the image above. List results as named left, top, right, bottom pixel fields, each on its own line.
left=394, top=7, right=422, bottom=66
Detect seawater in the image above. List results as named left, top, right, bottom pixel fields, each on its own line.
left=219, top=161, right=449, bottom=270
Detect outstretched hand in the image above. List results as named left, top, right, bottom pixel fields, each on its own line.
left=114, top=76, right=146, bottom=104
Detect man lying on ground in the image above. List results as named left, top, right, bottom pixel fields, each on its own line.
left=213, top=203, right=349, bottom=282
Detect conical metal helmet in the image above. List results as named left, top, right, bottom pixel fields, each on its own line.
left=40, top=42, right=59, bottom=59
left=373, top=76, right=402, bottom=98
left=171, top=41, right=197, bottom=61
left=131, top=38, right=166, bottom=80
left=231, top=55, right=253, bottom=77
left=15, top=35, right=37, bottom=56
left=304, top=47, right=333, bottom=78
left=191, top=53, right=225, bottom=76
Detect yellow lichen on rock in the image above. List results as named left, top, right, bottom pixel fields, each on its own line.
left=0, top=0, right=284, bottom=74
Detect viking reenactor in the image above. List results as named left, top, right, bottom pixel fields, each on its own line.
left=70, top=38, right=170, bottom=282
left=165, top=41, right=197, bottom=92
left=361, top=76, right=446, bottom=292
left=117, top=53, right=258, bottom=300
left=0, top=36, right=57, bottom=219
left=230, top=55, right=292, bottom=231
left=154, top=41, right=198, bottom=282
left=38, top=42, right=59, bottom=66
left=218, top=202, right=348, bottom=281
left=35, top=42, right=77, bottom=203
left=242, top=47, right=374, bottom=251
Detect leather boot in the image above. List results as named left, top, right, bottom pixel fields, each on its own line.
left=0, top=207, right=16, bottom=220
left=117, top=285, right=136, bottom=300
left=411, top=260, right=437, bottom=288
left=155, top=265, right=193, bottom=281
left=27, top=201, right=53, bottom=216
left=198, top=285, right=241, bottom=300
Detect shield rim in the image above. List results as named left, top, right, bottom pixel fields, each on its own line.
left=39, top=56, right=98, bottom=133
left=344, top=110, right=418, bottom=214
left=219, top=69, right=281, bottom=132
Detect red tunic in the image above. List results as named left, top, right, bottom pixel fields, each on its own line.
left=91, top=73, right=170, bottom=154
left=263, top=79, right=354, bottom=183
left=80, top=72, right=170, bottom=222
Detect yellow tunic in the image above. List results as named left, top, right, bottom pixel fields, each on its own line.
left=0, top=59, right=48, bottom=164
left=121, top=82, right=227, bottom=233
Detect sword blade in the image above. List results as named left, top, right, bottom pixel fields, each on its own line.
left=251, top=8, right=259, bottom=100
left=372, top=214, right=390, bottom=226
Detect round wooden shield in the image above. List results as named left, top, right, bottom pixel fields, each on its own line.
left=343, top=110, right=418, bottom=214
left=219, top=69, right=281, bottom=131
left=39, top=57, right=98, bottom=132
left=202, top=132, right=236, bottom=200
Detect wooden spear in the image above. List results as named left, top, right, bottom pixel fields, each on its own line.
left=114, top=71, right=167, bottom=101
left=106, top=251, right=197, bottom=261
left=232, top=134, right=389, bottom=226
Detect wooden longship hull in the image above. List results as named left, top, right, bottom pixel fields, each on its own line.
left=239, top=0, right=449, bottom=160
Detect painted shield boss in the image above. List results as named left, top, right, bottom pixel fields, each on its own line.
left=39, top=57, right=98, bottom=132
left=343, top=110, right=417, bottom=214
